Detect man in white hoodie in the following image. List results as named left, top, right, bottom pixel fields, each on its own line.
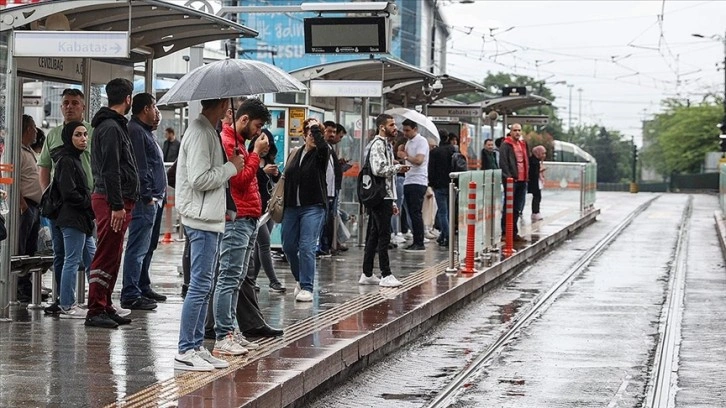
left=174, top=98, right=244, bottom=372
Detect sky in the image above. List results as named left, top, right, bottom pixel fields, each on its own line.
left=438, top=0, right=726, bottom=144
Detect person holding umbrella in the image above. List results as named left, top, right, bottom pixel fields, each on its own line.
left=174, top=98, right=245, bottom=372
left=281, top=118, right=330, bottom=302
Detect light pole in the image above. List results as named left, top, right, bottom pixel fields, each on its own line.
left=692, top=31, right=726, bottom=134
left=567, top=84, right=574, bottom=138
left=578, top=87, right=583, bottom=126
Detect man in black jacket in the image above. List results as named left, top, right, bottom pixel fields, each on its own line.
left=428, top=135, right=456, bottom=247
left=86, top=78, right=140, bottom=329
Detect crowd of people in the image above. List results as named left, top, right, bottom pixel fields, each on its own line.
left=3, top=74, right=547, bottom=372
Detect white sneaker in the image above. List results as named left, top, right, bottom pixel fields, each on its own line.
left=293, top=282, right=301, bottom=298
left=295, top=289, right=313, bottom=302
left=425, top=229, right=439, bottom=240
left=196, top=347, right=230, bottom=369
left=404, top=232, right=413, bottom=240
left=358, top=273, right=381, bottom=285
left=174, top=349, right=214, bottom=371
left=233, top=330, right=260, bottom=350
left=379, top=275, right=403, bottom=288
left=59, top=305, right=87, bottom=319
left=113, top=306, right=131, bottom=317
left=531, top=213, right=543, bottom=221
left=392, top=234, right=406, bottom=244
left=213, top=333, right=249, bottom=356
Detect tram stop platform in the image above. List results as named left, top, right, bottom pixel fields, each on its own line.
left=1, top=191, right=602, bottom=408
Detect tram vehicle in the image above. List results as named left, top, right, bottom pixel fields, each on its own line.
left=552, top=140, right=596, bottom=164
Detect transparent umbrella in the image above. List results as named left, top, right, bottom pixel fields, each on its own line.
left=157, top=58, right=306, bottom=105
left=384, top=107, right=440, bottom=145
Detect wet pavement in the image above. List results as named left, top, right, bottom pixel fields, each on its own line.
left=6, top=191, right=703, bottom=407
left=307, top=193, right=726, bottom=408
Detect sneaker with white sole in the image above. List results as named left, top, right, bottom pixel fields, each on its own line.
left=295, top=289, right=313, bottom=302
left=113, top=306, right=131, bottom=317
left=196, top=347, right=230, bottom=369
left=213, top=333, right=249, bottom=356
left=233, top=330, right=260, bottom=350
left=379, top=275, right=403, bottom=287
left=358, top=273, right=381, bottom=285
left=59, top=305, right=87, bottom=319
left=293, top=282, right=301, bottom=298
left=531, top=213, right=543, bottom=221
left=174, top=349, right=214, bottom=371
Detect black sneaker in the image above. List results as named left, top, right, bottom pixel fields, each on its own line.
left=404, top=244, right=426, bottom=253
left=269, top=281, right=286, bottom=293
left=85, top=313, right=119, bottom=328
left=121, top=296, right=157, bottom=310
left=108, top=313, right=132, bottom=325
left=44, top=301, right=62, bottom=315
left=142, top=289, right=167, bottom=302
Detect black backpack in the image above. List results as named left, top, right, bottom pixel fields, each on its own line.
left=451, top=151, right=467, bottom=172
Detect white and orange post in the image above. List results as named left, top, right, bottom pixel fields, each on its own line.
left=503, top=177, right=514, bottom=256
left=461, top=180, right=477, bottom=274
left=161, top=186, right=175, bottom=244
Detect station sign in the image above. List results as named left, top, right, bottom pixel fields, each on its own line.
left=304, top=17, right=389, bottom=54
left=510, top=115, right=549, bottom=125
left=310, top=80, right=382, bottom=98
left=22, top=95, right=42, bottom=107
left=426, top=106, right=481, bottom=118
left=502, top=86, right=527, bottom=97
left=13, top=31, right=129, bottom=58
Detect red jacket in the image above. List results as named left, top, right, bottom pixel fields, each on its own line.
left=221, top=123, right=262, bottom=218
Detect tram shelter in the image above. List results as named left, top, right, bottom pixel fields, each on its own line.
left=0, top=0, right=257, bottom=319
left=288, top=57, right=489, bottom=243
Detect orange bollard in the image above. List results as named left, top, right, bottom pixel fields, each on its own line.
left=503, top=177, right=514, bottom=257
left=161, top=186, right=175, bottom=244
left=461, top=181, right=477, bottom=274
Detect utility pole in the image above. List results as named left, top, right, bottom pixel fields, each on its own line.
left=578, top=87, right=583, bottom=126
left=567, top=84, right=574, bottom=140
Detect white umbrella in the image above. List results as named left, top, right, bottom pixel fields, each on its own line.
left=384, top=107, right=440, bottom=145
left=157, top=58, right=306, bottom=105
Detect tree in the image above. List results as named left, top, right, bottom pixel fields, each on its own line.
left=641, top=99, right=722, bottom=176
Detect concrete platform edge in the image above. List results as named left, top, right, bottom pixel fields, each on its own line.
left=714, top=210, right=726, bottom=259
left=265, top=209, right=601, bottom=408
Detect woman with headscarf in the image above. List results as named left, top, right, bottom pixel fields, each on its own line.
left=247, top=129, right=286, bottom=293
left=281, top=118, right=329, bottom=302
left=50, top=121, right=96, bottom=318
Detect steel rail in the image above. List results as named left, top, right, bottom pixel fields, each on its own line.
left=645, top=196, right=692, bottom=407
left=426, top=196, right=660, bottom=408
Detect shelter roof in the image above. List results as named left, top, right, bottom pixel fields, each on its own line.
left=290, top=57, right=488, bottom=106
left=0, top=0, right=257, bottom=63
left=478, top=94, right=552, bottom=114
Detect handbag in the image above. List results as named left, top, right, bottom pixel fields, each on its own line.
left=266, top=147, right=300, bottom=223
left=357, top=140, right=387, bottom=208
left=39, top=181, right=62, bottom=220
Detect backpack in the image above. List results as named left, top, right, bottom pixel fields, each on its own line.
left=451, top=151, right=467, bottom=172
left=39, top=181, right=63, bottom=220
left=357, top=140, right=387, bottom=208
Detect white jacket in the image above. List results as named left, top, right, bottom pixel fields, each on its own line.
left=175, top=114, right=237, bottom=233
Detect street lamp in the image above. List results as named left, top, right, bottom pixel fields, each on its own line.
left=692, top=31, right=726, bottom=142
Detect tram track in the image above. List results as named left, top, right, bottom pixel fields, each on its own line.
left=645, top=196, right=692, bottom=408
left=425, top=196, right=664, bottom=408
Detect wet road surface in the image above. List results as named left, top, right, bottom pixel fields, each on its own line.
left=309, top=193, right=725, bottom=408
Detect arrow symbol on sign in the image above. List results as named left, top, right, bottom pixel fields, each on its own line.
left=111, top=43, right=121, bottom=54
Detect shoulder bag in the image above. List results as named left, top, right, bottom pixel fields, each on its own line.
left=266, top=147, right=300, bottom=223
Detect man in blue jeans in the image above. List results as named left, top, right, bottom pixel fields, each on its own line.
left=213, top=98, right=280, bottom=357
left=120, top=93, right=163, bottom=310
left=174, top=98, right=244, bottom=372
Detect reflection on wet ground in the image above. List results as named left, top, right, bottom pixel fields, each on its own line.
left=1, top=190, right=596, bottom=407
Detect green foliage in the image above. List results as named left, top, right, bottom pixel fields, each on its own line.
left=568, top=125, right=633, bottom=182
left=642, top=100, right=722, bottom=175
